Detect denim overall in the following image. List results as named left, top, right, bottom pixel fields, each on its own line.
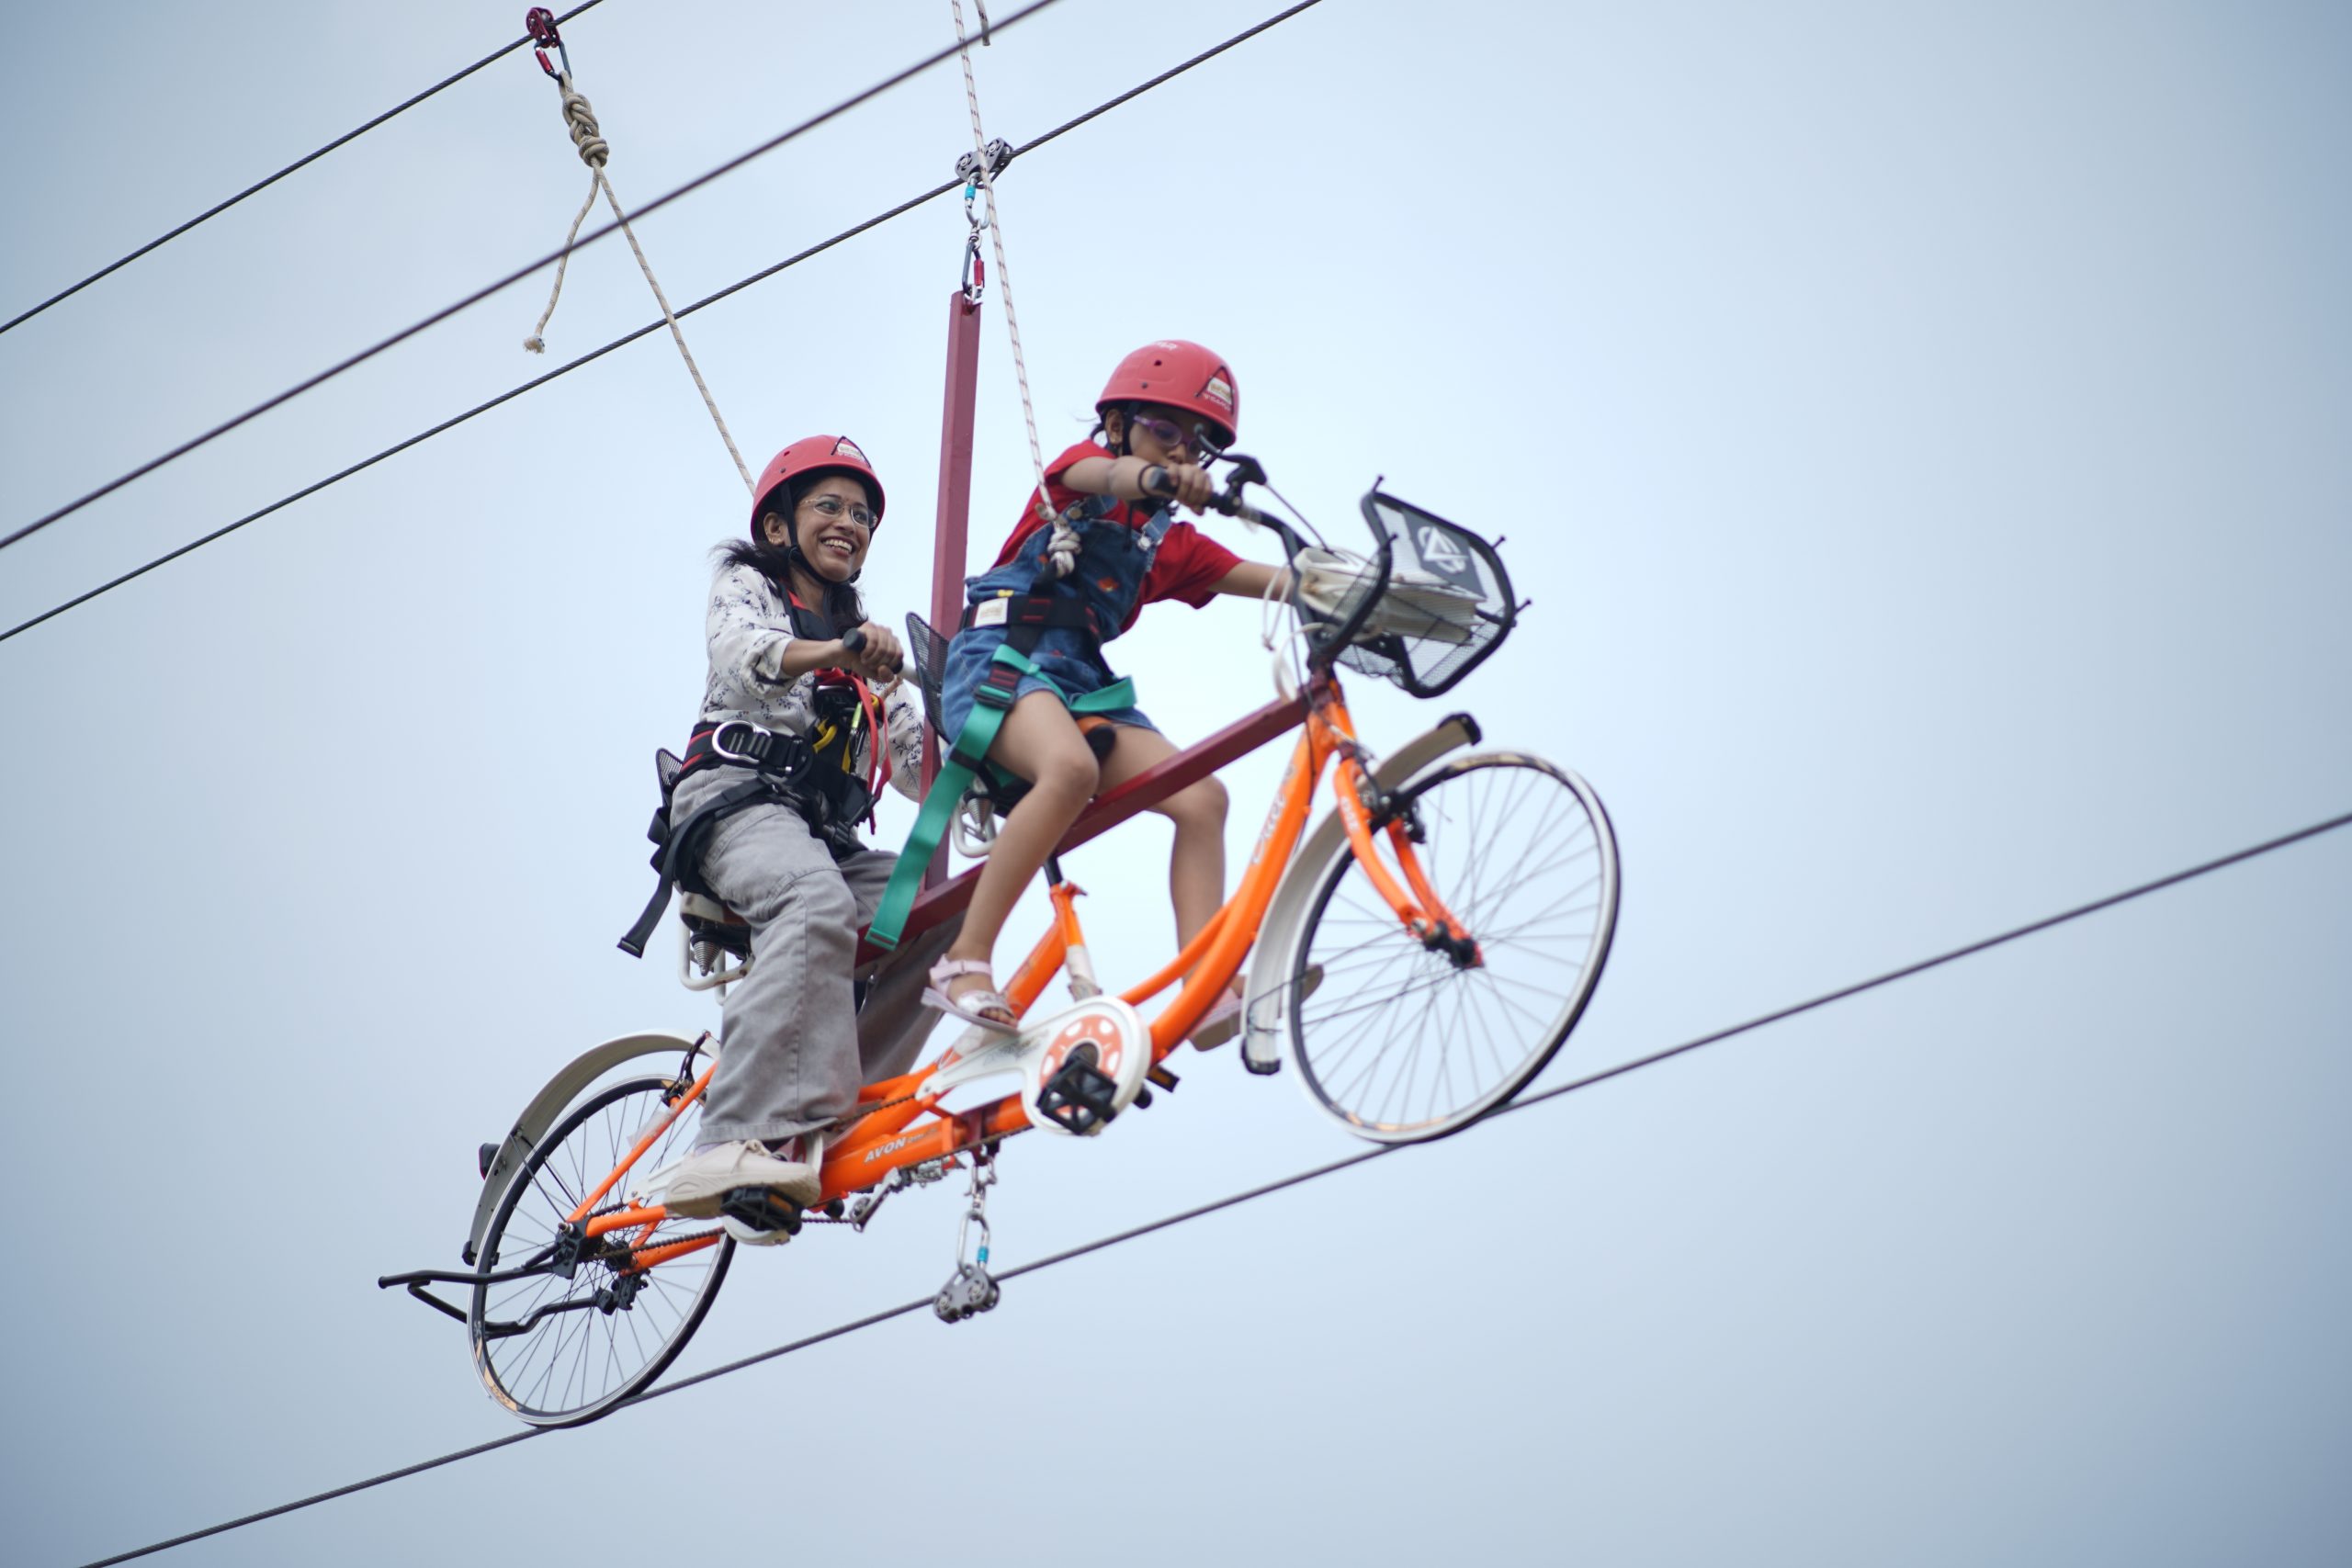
left=937, top=494, right=1175, bottom=741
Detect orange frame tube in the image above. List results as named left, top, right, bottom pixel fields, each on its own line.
left=560, top=674, right=1477, bottom=1265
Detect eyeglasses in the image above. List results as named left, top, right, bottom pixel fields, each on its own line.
left=1128, top=412, right=1224, bottom=459
left=801, top=495, right=876, bottom=529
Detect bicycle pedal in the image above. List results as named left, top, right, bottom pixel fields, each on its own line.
left=716, top=1187, right=803, bottom=1237
left=1035, top=1053, right=1121, bottom=1134
left=1147, top=1064, right=1180, bottom=1092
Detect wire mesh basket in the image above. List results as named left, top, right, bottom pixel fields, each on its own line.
left=904, top=611, right=955, bottom=742
left=1305, top=490, right=1516, bottom=699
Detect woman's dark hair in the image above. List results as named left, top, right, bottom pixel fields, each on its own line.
left=715, top=472, right=870, bottom=632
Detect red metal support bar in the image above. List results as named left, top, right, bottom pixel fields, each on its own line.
left=922, top=290, right=986, bottom=885
left=857, top=694, right=1307, bottom=964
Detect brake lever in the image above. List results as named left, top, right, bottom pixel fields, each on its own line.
left=1213, top=453, right=1272, bottom=527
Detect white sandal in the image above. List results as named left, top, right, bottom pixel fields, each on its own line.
left=923, top=957, right=1020, bottom=1033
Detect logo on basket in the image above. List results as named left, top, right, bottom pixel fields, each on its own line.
left=1414, top=523, right=1476, bottom=588
left=1042, top=1012, right=1125, bottom=1082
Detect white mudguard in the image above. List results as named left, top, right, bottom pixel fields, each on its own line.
left=1240, top=713, right=1482, bottom=1074
left=469, top=1031, right=707, bottom=1259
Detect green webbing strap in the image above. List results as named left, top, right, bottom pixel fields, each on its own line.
left=866, top=643, right=1134, bottom=952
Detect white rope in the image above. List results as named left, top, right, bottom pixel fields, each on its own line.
left=950, top=0, right=1069, bottom=573
left=526, top=75, right=753, bottom=493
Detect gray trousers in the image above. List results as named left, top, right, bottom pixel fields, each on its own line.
left=676, top=764, right=948, bottom=1146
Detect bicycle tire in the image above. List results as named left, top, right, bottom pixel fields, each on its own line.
left=469, top=1075, right=733, bottom=1427
left=1285, top=752, right=1619, bottom=1143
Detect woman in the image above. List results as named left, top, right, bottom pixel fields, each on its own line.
left=663, top=434, right=929, bottom=1239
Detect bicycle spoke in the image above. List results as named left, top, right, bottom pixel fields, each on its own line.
left=1294, top=757, right=1617, bottom=1140
left=473, top=1077, right=731, bottom=1425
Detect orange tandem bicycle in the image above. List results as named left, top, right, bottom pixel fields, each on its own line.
left=382, top=463, right=1620, bottom=1426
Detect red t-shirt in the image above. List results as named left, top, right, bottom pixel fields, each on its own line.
left=990, top=441, right=1241, bottom=631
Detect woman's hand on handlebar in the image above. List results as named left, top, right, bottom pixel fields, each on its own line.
left=837, top=622, right=908, bottom=683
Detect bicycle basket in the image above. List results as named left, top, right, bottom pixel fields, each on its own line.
left=904, top=611, right=954, bottom=743
left=1329, top=491, right=1516, bottom=698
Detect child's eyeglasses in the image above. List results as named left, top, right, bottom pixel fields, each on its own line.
left=1129, top=413, right=1224, bottom=459
left=801, top=495, right=876, bottom=529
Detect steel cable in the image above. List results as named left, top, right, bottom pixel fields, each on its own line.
left=0, top=0, right=1071, bottom=557
left=72, top=803, right=2352, bottom=1567
left=0, top=0, right=1331, bottom=646
left=0, top=2, right=610, bottom=338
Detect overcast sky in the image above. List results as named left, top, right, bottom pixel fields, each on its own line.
left=4, top=3, right=2347, bottom=1564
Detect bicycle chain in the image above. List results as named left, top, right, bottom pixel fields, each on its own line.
left=579, top=1093, right=1005, bottom=1256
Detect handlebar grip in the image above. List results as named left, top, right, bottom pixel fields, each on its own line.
left=838, top=626, right=915, bottom=680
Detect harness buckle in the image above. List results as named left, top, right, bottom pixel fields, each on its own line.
left=708, top=720, right=772, bottom=767
left=972, top=662, right=1024, bottom=713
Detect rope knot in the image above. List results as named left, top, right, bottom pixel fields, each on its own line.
left=558, top=78, right=608, bottom=168
left=1044, top=518, right=1081, bottom=578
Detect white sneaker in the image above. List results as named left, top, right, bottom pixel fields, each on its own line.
left=665, top=1139, right=821, bottom=1218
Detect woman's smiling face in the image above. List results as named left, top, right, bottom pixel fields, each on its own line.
left=763, top=474, right=875, bottom=582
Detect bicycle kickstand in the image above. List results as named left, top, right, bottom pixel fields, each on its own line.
left=934, top=1146, right=1002, bottom=1324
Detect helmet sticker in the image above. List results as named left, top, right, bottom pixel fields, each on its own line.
left=1200, top=373, right=1234, bottom=412
left=833, top=437, right=868, bottom=465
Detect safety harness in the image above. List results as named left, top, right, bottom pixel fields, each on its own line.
left=617, top=592, right=886, bottom=957
left=865, top=594, right=1133, bottom=953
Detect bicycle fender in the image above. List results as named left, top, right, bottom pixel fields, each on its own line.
left=468, top=1031, right=707, bottom=1260
left=1241, top=713, right=1482, bottom=1074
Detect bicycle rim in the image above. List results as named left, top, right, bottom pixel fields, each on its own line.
left=1289, top=753, right=1619, bottom=1143
left=469, top=1076, right=732, bottom=1426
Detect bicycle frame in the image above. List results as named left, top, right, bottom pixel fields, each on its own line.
left=560, top=664, right=1476, bottom=1267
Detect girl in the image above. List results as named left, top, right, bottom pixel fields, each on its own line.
left=663, top=435, right=931, bottom=1235
left=926, top=341, right=1286, bottom=1038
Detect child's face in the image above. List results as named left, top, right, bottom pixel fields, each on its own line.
left=1119, top=403, right=1221, bottom=467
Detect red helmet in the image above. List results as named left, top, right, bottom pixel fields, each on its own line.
left=1096, top=341, right=1238, bottom=449
left=749, top=434, right=886, bottom=538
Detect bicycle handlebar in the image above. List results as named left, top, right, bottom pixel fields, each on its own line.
left=837, top=625, right=913, bottom=681
left=1140, top=460, right=1277, bottom=530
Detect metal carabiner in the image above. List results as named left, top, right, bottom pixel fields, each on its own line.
left=960, top=228, right=987, bottom=304
left=955, top=1149, right=998, bottom=1269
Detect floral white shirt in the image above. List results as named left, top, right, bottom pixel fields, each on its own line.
left=698, top=559, right=924, bottom=802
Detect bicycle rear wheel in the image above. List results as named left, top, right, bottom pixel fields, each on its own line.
left=469, top=1075, right=732, bottom=1426
left=1287, top=753, right=1618, bottom=1143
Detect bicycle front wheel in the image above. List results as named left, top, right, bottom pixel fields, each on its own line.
left=470, top=1075, right=732, bottom=1427
left=1288, top=753, right=1619, bottom=1143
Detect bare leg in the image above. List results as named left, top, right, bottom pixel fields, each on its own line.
left=942, top=691, right=1098, bottom=1014
left=1095, top=726, right=1231, bottom=950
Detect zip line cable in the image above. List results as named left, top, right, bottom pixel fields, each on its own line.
left=73, top=803, right=2352, bottom=1568
left=0, top=0, right=1331, bottom=647
left=0, top=2, right=610, bottom=340
left=0, top=0, right=1071, bottom=558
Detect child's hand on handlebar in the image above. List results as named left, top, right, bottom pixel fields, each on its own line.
left=1143, top=461, right=1216, bottom=514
